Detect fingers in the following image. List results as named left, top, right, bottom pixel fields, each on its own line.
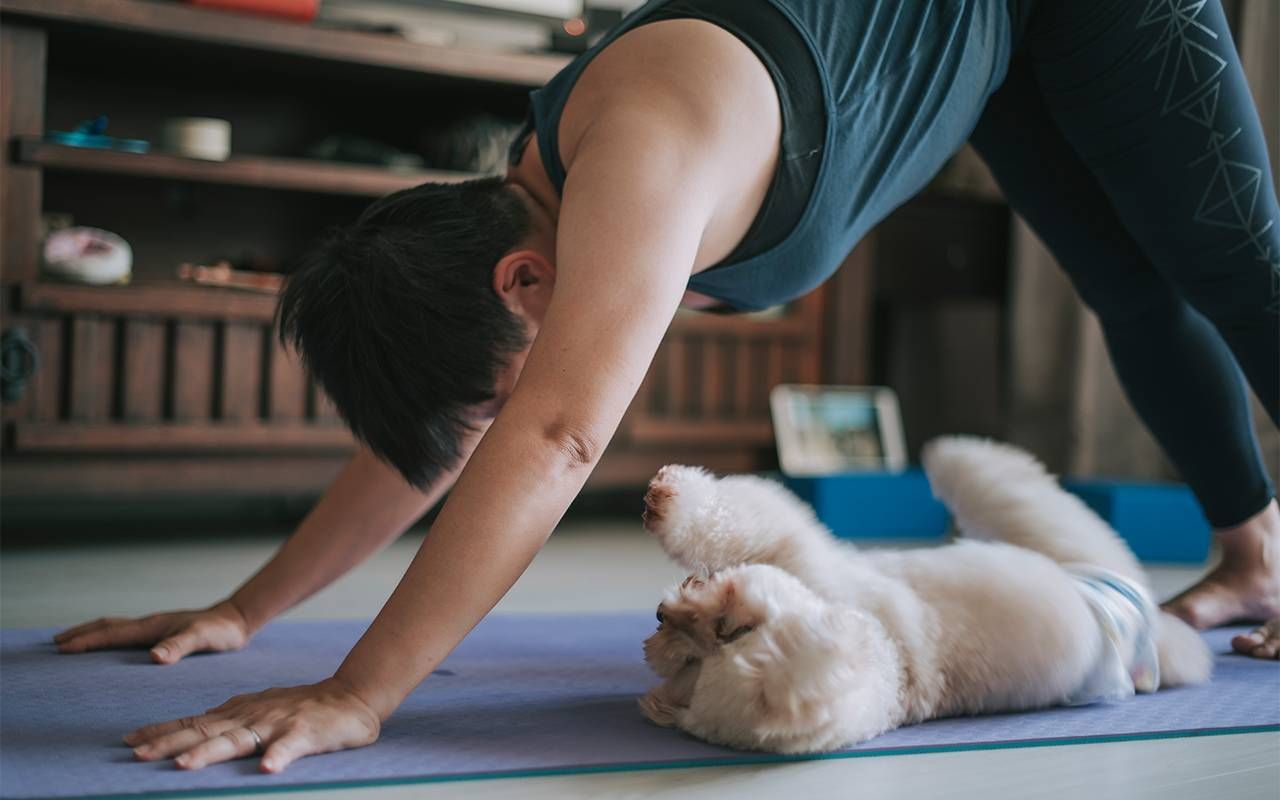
left=130, top=712, right=278, bottom=771
left=53, top=617, right=116, bottom=643
left=57, top=619, right=149, bottom=654
left=131, top=718, right=236, bottom=761
left=174, top=727, right=261, bottom=770
left=260, top=728, right=310, bottom=773
left=125, top=713, right=224, bottom=746
left=151, top=630, right=200, bottom=665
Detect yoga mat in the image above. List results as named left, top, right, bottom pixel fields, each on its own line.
left=2, top=615, right=1276, bottom=799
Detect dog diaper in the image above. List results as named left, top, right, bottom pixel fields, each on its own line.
left=1065, top=565, right=1161, bottom=705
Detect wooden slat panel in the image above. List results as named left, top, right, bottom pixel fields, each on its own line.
left=823, top=241, right=876, bottom=385
left=701, top=336, right=726, bottom=419
left=0, top=26, right=46, bottom=282
left=172, top=321, right=215, bottom=421
left=122, top=319, right=165, bottom=420
left=747, top=340, right=771, bottom=416
left=628, top=418, right=774, bottom=445
left=665, top=336, right=688, bottom=418
left=14, top=421, right=353, bottom=452
left=733, top=338, right=753, bottom=418
left=69, top=316, right=114, bottom=420
left=220, top=322, right=262, bottom=421
left=784, top=343, right=809, bottom=385
left=268, top=340, right=308, bottom=421
left=766, top=340, right=786, bottom=390
left=1, top=455, right=352, bottom=499
left=29, top=317, right=63, bottom=421
left=647, top=344, right=669, bottom=417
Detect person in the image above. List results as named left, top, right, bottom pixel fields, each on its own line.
left=54, top=0, right=1278, bottom=773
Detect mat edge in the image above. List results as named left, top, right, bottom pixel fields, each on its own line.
left=18, top=724, right=1278, bottom=800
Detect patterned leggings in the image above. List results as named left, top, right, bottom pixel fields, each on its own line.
left=971, top=0, right=1279, bottom=527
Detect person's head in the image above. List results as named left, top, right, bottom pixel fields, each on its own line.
left=277, top=177, right=555, bottom=487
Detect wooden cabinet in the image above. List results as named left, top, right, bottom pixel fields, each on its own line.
left=0, top=0, right=829, bottom=500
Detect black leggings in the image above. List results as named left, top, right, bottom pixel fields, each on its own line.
left=971, top=0, right=1278, bottom=527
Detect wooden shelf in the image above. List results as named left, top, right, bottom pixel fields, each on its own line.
left=19, top=281, right=279, bottom=322
left=0, top=0, right=570, bottom=87
left=15, top=139, right=473, bottom=197
left=14, top=421, right=352, bottom=452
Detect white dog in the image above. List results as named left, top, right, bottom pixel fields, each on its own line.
left=638, top=437, right=1212, bottom=753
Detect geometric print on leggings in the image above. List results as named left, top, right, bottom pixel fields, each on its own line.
left=1138, top=0, right=1280, bottom=312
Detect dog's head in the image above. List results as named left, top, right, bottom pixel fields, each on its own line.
left=640, top=563, right=899, bottom=752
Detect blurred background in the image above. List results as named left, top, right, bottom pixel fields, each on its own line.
left=0, top=0, right=1276, bottom=538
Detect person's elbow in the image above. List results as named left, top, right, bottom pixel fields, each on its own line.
left=541, top=418, right=604, bottom=471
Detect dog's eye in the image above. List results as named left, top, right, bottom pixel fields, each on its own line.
left=656, top=609, right=665, bottom=624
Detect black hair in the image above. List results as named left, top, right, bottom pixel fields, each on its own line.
left=278, top=177, right=531, bottom=487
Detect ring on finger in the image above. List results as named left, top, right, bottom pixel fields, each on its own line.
left=246, top=726, right=264, bottom=754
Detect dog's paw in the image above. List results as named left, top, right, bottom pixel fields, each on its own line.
left=642, top=465, right=716, bottom=546
left=642, top=467, right=679, bottom=533
left=638, top=688, right=680, bottom=727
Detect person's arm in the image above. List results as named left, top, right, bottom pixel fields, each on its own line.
left=122, top=111, right=722, bottom=772
left=227, top=441, right=469, bottom=635
left=56, top=441, right=470, bottom=663
left=333, top=120, right=715, bottom=721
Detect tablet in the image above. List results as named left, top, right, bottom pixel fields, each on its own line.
left=770, top=385, right=907, bottom=475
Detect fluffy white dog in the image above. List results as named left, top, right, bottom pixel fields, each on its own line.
left=638, top=437, right=1213, bottom=753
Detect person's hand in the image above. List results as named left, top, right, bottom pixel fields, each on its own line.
left=53, top=601, right=251, bottom=664
left=123, top=677, right=381, bottom=773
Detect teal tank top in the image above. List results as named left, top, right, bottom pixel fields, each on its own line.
left=512, top=0, right=1033, bottom=311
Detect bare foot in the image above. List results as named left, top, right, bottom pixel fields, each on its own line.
left=1231, top=618, right=1280, bottom=660
left=1162, top=500, right=1280, bottom=654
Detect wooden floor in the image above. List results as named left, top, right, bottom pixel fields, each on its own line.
left=3, top=523, right=1277, bottom=800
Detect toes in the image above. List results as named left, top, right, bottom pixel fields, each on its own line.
left=1231, top=631, right=1263, bottom=654
left=1232, top=619, right=1280, bottom=660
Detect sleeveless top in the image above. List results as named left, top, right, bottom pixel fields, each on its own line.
left=510, top=0, right=1034, bottom=311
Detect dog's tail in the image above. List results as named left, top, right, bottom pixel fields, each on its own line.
left=921, top=436, right=1144, bottom=584
left=922, top=436, right=1212, bottom=687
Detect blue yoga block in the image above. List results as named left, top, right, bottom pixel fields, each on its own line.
left=1061, top=478, right=1211, bottom=564
left=782, top=469, right=950, bottom=540
left=781, top=471, right=1211, bottom=563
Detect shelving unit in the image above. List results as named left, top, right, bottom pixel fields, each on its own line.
left=16, top=139, right=474, bottom=197
left=0, top=0, right=833, bottom=502
left=0, top=0, right=568, bottom=87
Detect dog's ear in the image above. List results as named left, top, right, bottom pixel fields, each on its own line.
left=713, top=579, right=760, bottom=643
left=737, top=608, right=895, bottom=747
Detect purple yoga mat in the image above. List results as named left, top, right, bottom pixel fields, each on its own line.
left=2, top=615, right=1277, bottom=799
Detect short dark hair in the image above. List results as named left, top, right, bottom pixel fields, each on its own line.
left=278, top=177, right=531, bottom=487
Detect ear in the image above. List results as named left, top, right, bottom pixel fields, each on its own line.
left=739, top=609, right=880, bottom=744
left=492, top=249, right=555, bottom=316
left=714, top=577, right=763, bottom=644
left=742, top=609, right=901, bottom=747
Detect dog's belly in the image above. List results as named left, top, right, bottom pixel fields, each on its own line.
left=872, top=540, right=1105, bottom=719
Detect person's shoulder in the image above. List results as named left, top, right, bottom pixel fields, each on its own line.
left=559, top=18, right=778, bottom=173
